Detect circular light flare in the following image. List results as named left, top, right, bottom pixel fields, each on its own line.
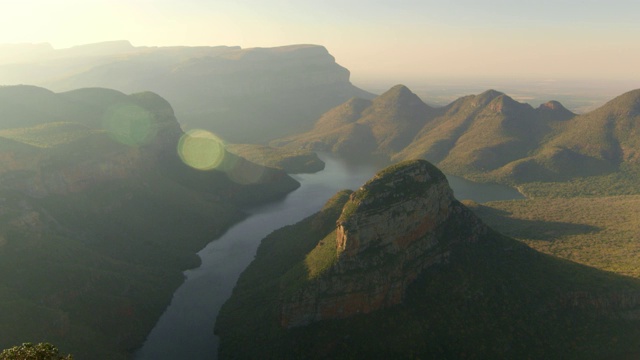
left=103, top=104, right=156, bottom=146
left=177, top=129, right=226, bottom=170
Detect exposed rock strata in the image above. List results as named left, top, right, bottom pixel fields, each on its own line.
left=280, top=160, right=488, bottom=327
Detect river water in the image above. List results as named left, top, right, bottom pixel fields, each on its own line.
left=135, top=154, right=523, bottom=359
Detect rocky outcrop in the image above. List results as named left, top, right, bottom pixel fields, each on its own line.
left=279, top=160, right=488, bottom=328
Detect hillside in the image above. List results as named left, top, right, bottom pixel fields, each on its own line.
left=0, top=85, right=299, bottom=359
left=225, top=144, right=325, bottom=174
left=272, top=85, right=436, bottom=158
left=469, top=195, right=640, bottom=278
left=277, top=85, right=640, bottom=195
left=275, top=86, right=572, bottom=174
left=0, top=42, right=374, bottom=143
left=216, top=160, right=640, bottom=359
left=501, top=89, right=640, bottom=191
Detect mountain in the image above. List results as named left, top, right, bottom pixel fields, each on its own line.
left=502, top=88, right=640, bottom=183
left=272, top=85, right=435, bottom=158
left=0, top=42, right=374, bottom=143
left=0, top=85, right=299, bottom=359
left=216, top=160, right=640, bottom=359
left=276, top=86, right=573, bottom=172
left=275, top=85, right=640, bottom=194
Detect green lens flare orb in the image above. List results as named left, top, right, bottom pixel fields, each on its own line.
left=177, top=129, right=226, bottom=170
left=103, top=104, right=156, bottom=146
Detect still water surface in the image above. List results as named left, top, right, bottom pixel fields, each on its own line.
left=136, top=154, right=523, bottom=359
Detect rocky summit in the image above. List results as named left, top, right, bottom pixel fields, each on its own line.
left=279, top=160, right=488, bottom=327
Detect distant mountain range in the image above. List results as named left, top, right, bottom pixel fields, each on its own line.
left=0, top=85, right=299, bottom=359
left=274, top=85, right=640, bottom=193
left=216, top=159, right=640, bottom=359
left=0, top=41, right=373, bottom=143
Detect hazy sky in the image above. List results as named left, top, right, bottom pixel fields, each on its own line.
left=2, top=0, right=639, bottom=84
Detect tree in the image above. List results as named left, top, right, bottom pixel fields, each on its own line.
left=0, top=342, right=73, bottom=360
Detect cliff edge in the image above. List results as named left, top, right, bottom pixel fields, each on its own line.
left=279, top=160, right=487, bottom=327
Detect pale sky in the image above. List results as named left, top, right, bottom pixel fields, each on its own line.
left=1, top=0, right=639, bottom=84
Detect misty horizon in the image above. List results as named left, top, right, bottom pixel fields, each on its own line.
left=2, top=2, right=640, bottom=359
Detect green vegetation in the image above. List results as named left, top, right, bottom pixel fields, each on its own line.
left=469, top=195, right=640, bottom=278
left=273, top=85, right=433, bottom=158
left=276, top=85, right=640, bottom=196
left=338, top=159, right=445, bottom=223
left=303, top=231, right=339, bottom=279
left=226, top=144, right=325, bottom=173
left=0, top=85, right=299, bottom=359
left=216, top=190, right=352, bottom=349
left=217, top=183, right=640, bottom=359
left=0, top=342, right=73, bottom=360
left=0, top=122, right=101, bottom=148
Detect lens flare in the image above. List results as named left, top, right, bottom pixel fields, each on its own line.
left=103, top=104, right=156, bottom=146
left=177, top=129, right=226, bottom=170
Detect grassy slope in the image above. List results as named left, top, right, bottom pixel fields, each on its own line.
left=225, top=144, right=325, bottom=174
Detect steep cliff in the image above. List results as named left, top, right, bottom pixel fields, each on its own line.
left=280, top=160, right=487, bottom=327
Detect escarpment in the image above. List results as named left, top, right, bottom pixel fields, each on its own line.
left=279, top=160, right=488, bottom=327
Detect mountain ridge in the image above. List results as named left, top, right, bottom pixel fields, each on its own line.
left=0, top=42, right=375, bottom=143
left=275, top=85, right=640, bottom=193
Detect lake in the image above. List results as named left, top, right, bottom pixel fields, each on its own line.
left=135, top=154, right=523, bottom=359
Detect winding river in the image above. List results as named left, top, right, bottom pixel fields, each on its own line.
left=135, top=154, right=523, bottom=359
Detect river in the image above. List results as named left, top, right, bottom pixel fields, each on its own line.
left=135, top=154, right=523, bottom=359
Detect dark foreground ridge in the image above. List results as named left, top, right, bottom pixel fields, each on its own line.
left=216, top=159, right=640, bottom=359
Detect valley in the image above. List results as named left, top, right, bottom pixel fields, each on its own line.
left=136, top=154, right=524, bottom=359
left=1, top=38, right=639, bottom=359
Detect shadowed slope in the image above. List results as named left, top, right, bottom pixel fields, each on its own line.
left=273, top=85, right=434, bottom=157
left=0, top=85, right=299, bottom=359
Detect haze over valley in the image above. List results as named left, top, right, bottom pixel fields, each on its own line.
left=1, top=1, right=640, bottom=359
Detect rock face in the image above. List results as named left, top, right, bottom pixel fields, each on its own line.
left=279, top=160, right=487, bottom=327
